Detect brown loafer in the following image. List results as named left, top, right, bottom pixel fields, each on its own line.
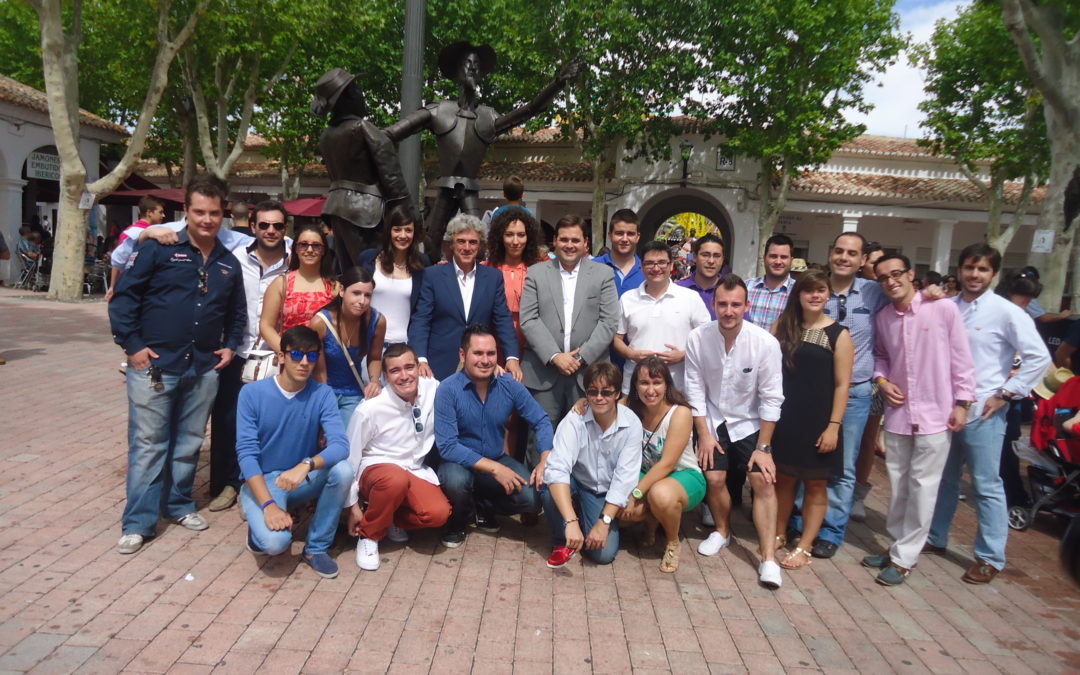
left=962, top=558, right=1000, bottom=584
left=922, top=543, right=947, bottom=555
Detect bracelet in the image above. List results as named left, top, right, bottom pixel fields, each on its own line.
left=260, top=499, right=275, bottom=511
left=828, top=421, right=841, bottom=425
left=565, top=519, right=578, bottom=524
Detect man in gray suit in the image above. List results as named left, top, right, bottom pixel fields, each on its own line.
left=520, top=214, right=620, bottom=466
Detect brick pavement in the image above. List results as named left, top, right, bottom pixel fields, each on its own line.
left=0, top=286, right=1078, bottom=674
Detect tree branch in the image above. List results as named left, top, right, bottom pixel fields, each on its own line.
left=1001, top=0, right=1071, bottom=120
left=957, top=162, right=993, bottom=201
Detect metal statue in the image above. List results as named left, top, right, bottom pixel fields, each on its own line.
left=313, top=68, right=409, bottom=268
left=385, top=41, right=582, bottom=259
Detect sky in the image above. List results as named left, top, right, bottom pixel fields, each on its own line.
left=847, top=0, right=969, bottom=138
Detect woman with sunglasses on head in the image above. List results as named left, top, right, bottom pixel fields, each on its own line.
left=260, top=223, right=339, bottom=354
left=619, top=357, right=705, bottom=573
left=309, top=267, right=387, bottom=425
left=771, top=269, right=854, bottom=570
left=943, top=275, right=960, bottom=297
left=358, top=204, right=430, bottom=346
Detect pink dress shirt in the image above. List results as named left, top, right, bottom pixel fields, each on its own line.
left=873, top=292, right=976, bottom=435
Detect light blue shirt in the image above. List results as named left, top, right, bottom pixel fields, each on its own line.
left=955, top=292, right=1051, bottom=415
left=824, top=277, right=888, bottom=383
left=544, top=405, right=643, bottom=507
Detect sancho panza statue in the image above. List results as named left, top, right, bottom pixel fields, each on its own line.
left=385, top=41, right=581, bottom=259
left=313, top=68, right=409, bottom=268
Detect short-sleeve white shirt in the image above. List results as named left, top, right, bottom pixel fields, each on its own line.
left=617, top=281, right=712, bottom=393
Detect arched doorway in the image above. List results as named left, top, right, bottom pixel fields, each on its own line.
left=638, top=189, right=733, bottom=276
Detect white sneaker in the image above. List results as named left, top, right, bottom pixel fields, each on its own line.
left=701, top=504, right=715, bottom=528
left=356, top=538, right=380, bottom=571
left=697, top=531, right=730, bottom=556
left=387, top=524, right=409, bottom=543
left=117, top=534, right=143, bottom=554
left=759, top=560, right=783, bottom=589
left=175, top=512, right=209, bottom=531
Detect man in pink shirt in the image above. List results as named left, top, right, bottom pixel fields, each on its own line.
left=863, top=253, right=976, bottom=586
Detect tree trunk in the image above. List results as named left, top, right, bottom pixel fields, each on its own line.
left=589, top=155, right=608, bottom=253
left=1026, top=133, right=1078, bottom=311
left=754, top=158, right=791, bottom=276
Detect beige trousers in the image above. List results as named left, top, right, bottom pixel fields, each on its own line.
left=883, top=430, right=952, bottom=569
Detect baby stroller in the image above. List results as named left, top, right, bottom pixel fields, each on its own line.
left=1008, top=375, right=1080, bottom=531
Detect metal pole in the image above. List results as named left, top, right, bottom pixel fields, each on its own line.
left=400, top=0, right=426, bottom=207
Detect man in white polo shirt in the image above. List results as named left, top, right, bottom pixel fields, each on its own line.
left=613, top=240, right=711, bottom=394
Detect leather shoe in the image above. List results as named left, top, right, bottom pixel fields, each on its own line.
left=922, top=543, right=947, bottom=555
left=208, top=485, right=238, bottom=512
left=811, top=539, right=838, bottom=559
left=962, top=558, right=1000, bottom=584
left=875, top=562, right=910, bottom=586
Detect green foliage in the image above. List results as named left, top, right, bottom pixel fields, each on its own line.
left=913, top=1, right=1049, bottom=183
left=0, top=1, right=44, bottom=89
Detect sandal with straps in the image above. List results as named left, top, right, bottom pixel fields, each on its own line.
left=660, top=541, right=681, bottom=573
left=780, top=547, right=812, bottom=570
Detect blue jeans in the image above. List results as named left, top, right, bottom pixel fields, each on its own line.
left=928, top=407, right=1009, bottom=569
left=335, top=393, right=363, bottom=428
left=239, top=461, right=353, bottom=555
left=437, top=454, right=539, bottom=532
left=541, top=477, right=621, bottom=564
left=123, top=364, right=219, bottom=537
left=792, top=380, right=873, bottom=546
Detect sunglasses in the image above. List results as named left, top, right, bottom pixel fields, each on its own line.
left=198, top=267, right=208, bottom=295
left=412, top=405, right=424, bottom=433
left=585, top=387, right=618, bottom=399
left=836, top=293, right=846, bottom=321
left=287, top=350, right=320, bottom=363
left=257, top=221, right=286, bottom=232
left=296, top=242, right=324, bottom=252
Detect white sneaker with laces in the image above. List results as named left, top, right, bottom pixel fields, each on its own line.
left=117, top=534, right=144, bottom=554
left=387, top=524, right=409, bottom=543
left=759, top=560, right=783, bottom=589
left=697, top=531, right=730, bottom=556
left=701, top=504, right=715, bottom=528
left=356, top=538, right=380, bottom=571
left=175, top=512, right=209, bottom=531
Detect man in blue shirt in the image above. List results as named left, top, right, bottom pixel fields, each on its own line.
left=109, top=174, right=247, bottom=555
left=435, top=324, right=554, bottom=548
left=592, top=209, right=644, bottom=297
left=235, top=326, right=353, bottom=579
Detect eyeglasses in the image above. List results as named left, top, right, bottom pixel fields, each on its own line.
left=287, top=350, right=320, bottom=363
left=836, top=293, right=846, bottom=321
left=257, top=221, right=286, bottom=232
left=642, top=260, right=670, bottom=269
left=197, top=267, right=208, bottom=295
left=585, top=387, right=618, bottom=399
left=296, top=242, right=324, bottom=252
left=876, top=269, right=910, bottom=284
left=412, top=405, right=424, bottom=433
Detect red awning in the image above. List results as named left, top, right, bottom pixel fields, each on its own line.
left=101, top=187, right=187, bottom=204
left=283, top=197, right=326, bottom=218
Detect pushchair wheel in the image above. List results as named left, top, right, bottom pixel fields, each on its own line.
left=1008, top=505, right=1033, bottom=531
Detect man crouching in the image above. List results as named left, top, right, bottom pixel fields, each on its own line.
left=236, top=325, right=354, bottom=578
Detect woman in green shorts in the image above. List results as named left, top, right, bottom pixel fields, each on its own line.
left=621, top=356, right=706, bottom=573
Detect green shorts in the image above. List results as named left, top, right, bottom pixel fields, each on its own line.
left=639, top=468, right=706, bottom=511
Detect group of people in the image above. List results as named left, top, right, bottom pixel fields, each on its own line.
left=107, top=172, right=1053, bottom=588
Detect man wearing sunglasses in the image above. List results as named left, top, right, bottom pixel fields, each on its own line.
left=345, top=344, right=450, bottom=571
left=862, top=254, right=975, bottom=586
left=235, top=326, right=354, bottom=579
left=206, top=200, right=294, bottom=514
left=109, top=174, right=247, bottom=555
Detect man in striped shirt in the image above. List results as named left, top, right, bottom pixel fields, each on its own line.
left=745, top=234, right=795, bottom=330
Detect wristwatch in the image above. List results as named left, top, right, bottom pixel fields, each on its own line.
left=600, top=514, right=613, bottom=525
left=302, top=457, right=316, bottom=471
left=755, top=444, right=773, bottom=454
left=995, top=388, right=1017, bottom=401
left=631, top=488, right=644, bottom=500
left=955, top=400, right=973, bottom=410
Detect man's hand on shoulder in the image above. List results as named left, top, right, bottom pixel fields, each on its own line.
left=142, top=225, right=179, bottom=245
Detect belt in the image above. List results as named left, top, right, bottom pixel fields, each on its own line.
left=329, top=180, right=382, bottom=197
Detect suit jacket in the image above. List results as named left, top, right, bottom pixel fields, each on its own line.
left=519, top=257, right=620, bottom=391
left=408, top=262, right=519, bottom=380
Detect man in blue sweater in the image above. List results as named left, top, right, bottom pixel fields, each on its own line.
left=235, top=326, right=354, bottom=578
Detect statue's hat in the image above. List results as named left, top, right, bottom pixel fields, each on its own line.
left=312, top=68, right=356, bottom=116
left=439, top=41, right=496, bottom=80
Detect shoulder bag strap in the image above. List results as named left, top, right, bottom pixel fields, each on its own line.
left=321, top=311, right=367, bottom=388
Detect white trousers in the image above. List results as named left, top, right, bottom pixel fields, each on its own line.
left=883, top=430, right=952, bottom=569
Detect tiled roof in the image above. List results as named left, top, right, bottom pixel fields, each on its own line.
left=792, top=170, right=1045, bottom=205
left=497, top=126, right=580, bottom=144
left=834, top=134, right=931, bottom=158
left=472, top=160, right=600, bottom=183
left=0, top=74, right=128, bottom=136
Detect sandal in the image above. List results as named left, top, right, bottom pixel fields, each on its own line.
left=660, top=541, right=681, bottom=573
left=779, top=547, right=812, bottom=570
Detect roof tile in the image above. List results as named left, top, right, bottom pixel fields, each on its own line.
left=0, top=74, right=128, bottom=136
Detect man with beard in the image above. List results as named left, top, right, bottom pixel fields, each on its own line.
left=745, top=234, right=795, bottom=330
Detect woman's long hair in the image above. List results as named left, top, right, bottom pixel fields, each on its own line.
left=378, top=204, right=425, bottom=275
left=626, top=356, right=690, bottom=418
left=486, top=207, right=543, bottom=267
left=321, top=266, right=375, bottom=357
left=289, top=222, right=335, bottom=280
left=775, top=268, right=831, bottom=371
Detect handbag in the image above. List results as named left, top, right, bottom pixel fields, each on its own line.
left=241, top=350, right=279, bottom=383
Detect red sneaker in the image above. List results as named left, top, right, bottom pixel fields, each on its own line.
left=546, top=545, right=577, bottom=569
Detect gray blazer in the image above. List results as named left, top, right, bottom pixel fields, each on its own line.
left=519, top=257, right=620, bottom=391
